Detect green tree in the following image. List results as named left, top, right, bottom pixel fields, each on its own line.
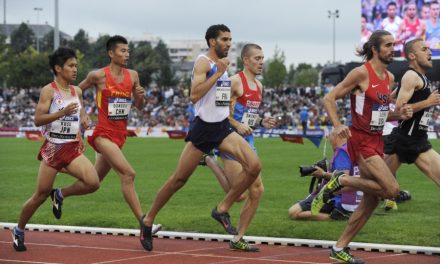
left=153, top=40, right=177, bottom=88
left=0, top=34, right=11, bottom=87
left=263, top=47, right=287, bottom=88
left=40, top=30, right=69, bottom=52
left=68, top=29, right=91, bottom=56
left=236, top=56, right=243, bottom=72
left=88, top=34, right=111, bottom=68
left=8, top=48, right=52, bottom=88
left=131, top=41, right=159, bottom=87
left=286, top=64, right=295, bottom=85
left=293, top=67, right=319, bottom=87
left=10, top=23, right=35, bottom=54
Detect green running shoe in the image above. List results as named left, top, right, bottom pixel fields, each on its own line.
left=229, top=238, right=260, bottom=252
left=330, top=247, right=364, bottom=264
left=311, top=170, right=344, bottom=215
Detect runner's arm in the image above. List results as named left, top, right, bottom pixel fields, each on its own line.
left=34, top=86, right=78, bottom=127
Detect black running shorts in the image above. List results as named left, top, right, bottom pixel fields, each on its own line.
left=383, top=127, right=398, bottom=155
left=386, top=128, right=432, bottom=164
left=185, top=117, right=233, bottom=153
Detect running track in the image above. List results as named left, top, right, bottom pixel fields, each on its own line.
left=1, top=229, right=440, bottom=264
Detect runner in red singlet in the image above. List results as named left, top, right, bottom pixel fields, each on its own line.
left=79, top=35, right=161, bottom=236
left=311, top=30, right=413, bottom=264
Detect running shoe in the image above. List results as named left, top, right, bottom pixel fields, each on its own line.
left=211, top=207, right=238, bottom=235
left=139, top=215, right=153, bottom=251
left=152, top=223, right=162, bottom=234
left=229, top=238, right=260, bottom=252
left=330, top=247, right=364, bottom=264
left=50, top=189, right=63, bottom=219
left=12, top=227, right=26, bottom=252
left=311, top=170, right=344, bottom=215
left=383, top=199, right=398, bottom=211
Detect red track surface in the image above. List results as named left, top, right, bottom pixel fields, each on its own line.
left=1, top=229, right=439, bottom=264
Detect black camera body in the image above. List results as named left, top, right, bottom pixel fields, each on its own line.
left=299, top=158, right=328, bottom=177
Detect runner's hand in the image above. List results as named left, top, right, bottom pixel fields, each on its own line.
left=134, top=85, right=145, bottom=98
left=400, top=104, right=413, bottom=120
left=334, top=124, right=351, bottom=139
left=236, top=123, right=253, bottom=136
left=80, top=114, right=91, bottom=129
left=62, top=102, right=79, bottom=116
left=216, top=58, right=230, bottom=76
left=262, top=116, right=277, bottom=128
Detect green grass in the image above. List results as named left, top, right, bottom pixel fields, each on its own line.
left=1, top=137, right=439, bottom=247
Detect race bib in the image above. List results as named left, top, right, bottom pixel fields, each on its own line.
left=215, top=80, right=231, bottom=106
left=49, top=115, right=80, bottom=139
left=419, top=108, right=433, bottom=130
left=108, top=97, right=132, bottom=120
left=370, top=104, right=389, bottom=132
left=241, top=112, right=259, bottom=127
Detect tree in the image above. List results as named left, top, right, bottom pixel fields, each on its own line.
left=263, top=47, right=287, bottom=88
left=153, top=40, right=177, bottom=88
left=88, top=34, right=111, bottom=68
left=286, top=64, right=295, bottom=85
left=7, top=48, right=52, bottom=88
left=0, top=34, right=11, bottom=87
left=69, top=29, right=90, bottom=56
left=10, top=23, right=35, bottom=54
left=293, top=67, right=319, bottom=87
left=40, top=30, right=69, bottom=52
left=131, top=41, right=159, bottom=87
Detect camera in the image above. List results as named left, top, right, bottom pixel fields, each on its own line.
left=299, top=158, right=328, bottom=177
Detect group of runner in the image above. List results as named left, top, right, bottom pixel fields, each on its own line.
left=11, top=24, right=440, bottom=264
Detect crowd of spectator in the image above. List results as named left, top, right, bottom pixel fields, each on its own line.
left=2, top=81, right=440, bottom=131
left=361, top=0, right=440, bottom=56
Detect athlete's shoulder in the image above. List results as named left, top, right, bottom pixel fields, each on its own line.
left=72, top=85, right=83, bottom=96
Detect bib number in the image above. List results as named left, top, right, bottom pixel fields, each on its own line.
left=370, top=104, right=389, bottom=132
left=108, top=97, right=132, bottom=120
left=419, top=108, right=433, bottom=130
left=241, top=112, right=259, bottom=127
left=215, top=80, right=231, bottom=106
left=50, top=115, right=79, bottom=139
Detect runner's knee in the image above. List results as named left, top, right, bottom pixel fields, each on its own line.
left=245, top=159, right=261, bottom=179
left=249, top=181, right=264, bottom=200
left=120, top=169, right=136, bottom=185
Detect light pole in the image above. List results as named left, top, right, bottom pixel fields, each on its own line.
left=54, top=0, right=59, bottom=50
left=34, top=7, right=43, bottom=52
left=328, top=9, right=339, bottom=64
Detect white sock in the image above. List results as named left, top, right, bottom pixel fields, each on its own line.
left=333, top=245, right=344, bottom=251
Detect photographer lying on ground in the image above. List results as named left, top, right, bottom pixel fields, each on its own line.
left=288, top=129, right=362, bottom=221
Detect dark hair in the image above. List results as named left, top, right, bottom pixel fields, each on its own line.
left=241, top=43, right=262, bottom=60
left=356, top=30, right=392, bottom=60
left=387, top=1, right=397, bottom=9
left=106, top=35, right=128, bottom=51
left=361, top=14, right=368, bottom=21
left=205, top=24, right=230, bottom=47
left=431, top=1, right=439, bottom=7
left=404, top=38, right=423, bottom=60
left=49, top=47, right=77, bottom=75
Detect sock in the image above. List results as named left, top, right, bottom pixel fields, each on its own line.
left=14, top=227, right=24, bottom=235
left=333, top=245, right=344, bottom=251
left=56, top=188, right=64, bottom=200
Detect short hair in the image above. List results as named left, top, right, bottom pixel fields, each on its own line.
left=205, top=24, right=230, bottom=47
left=431, top=1, right=439, bottom=7
left=49, top=47, right=77, bottom=75
left=106, top=35, right=128, bottom=51
left=240, top=43, right=262, bottom=60
left=387, top=1, right=397, bottom=9
left=356, top=30, right=392, bottom=60
left=404, top=38, right=423, bottom=60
